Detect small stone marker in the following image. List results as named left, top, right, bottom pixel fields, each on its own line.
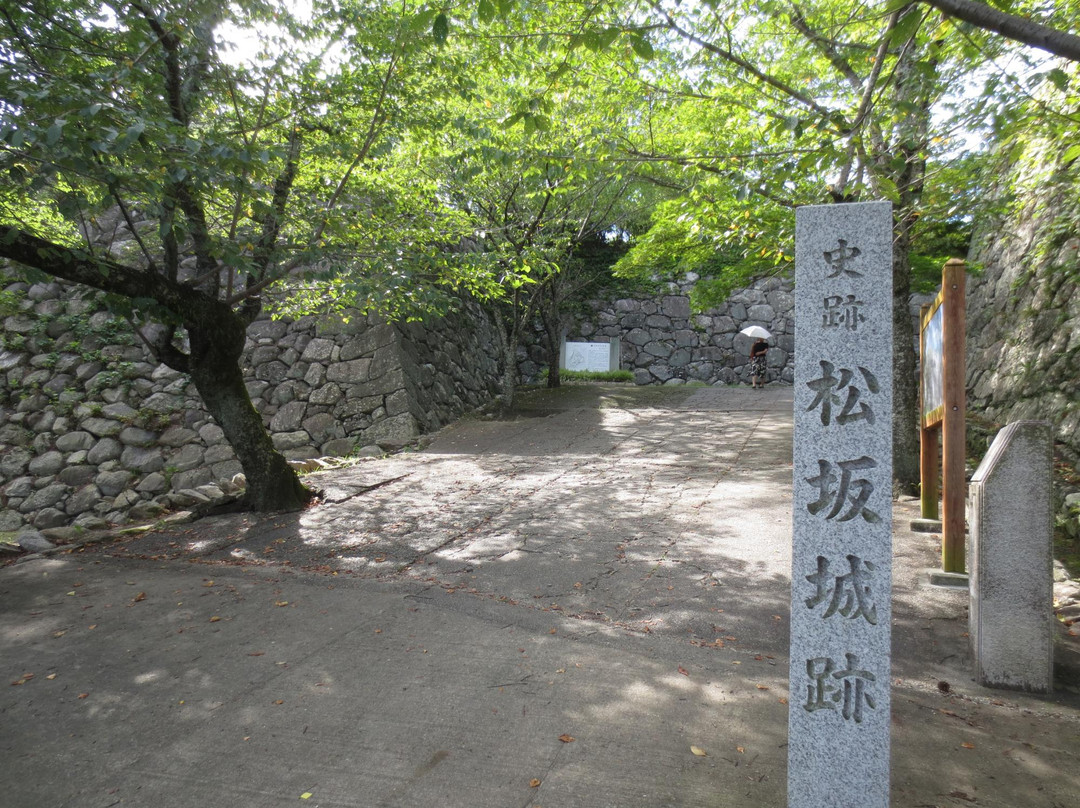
left=790, top=201, right=893, bottom=808
left=969, top=420, right=1054, bottom=693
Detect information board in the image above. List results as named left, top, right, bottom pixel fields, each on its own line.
left=564, top=342, right=612, bottom=372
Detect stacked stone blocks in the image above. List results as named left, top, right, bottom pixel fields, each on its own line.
left=524, top=275, right=796, bottom=386
left=0, top=279, right=501, bottom=532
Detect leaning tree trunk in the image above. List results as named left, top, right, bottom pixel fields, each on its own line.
left=187, top=321, right=312, bottom=511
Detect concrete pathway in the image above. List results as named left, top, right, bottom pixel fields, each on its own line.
left=3, top=384, right=1078, bottom=808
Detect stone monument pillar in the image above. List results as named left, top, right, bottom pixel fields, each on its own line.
left=789, top=201, right=893, bottom=808
left=969, top=420, right=1054, bottom=693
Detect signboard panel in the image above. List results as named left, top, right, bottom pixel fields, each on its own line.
left=921, top=300, right=944, bottom=427
left=565, top=342, right=612, bottom=372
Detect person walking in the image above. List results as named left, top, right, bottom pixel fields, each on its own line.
left=750, top=337, right=768, bottom=389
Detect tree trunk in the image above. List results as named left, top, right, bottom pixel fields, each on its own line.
left=891, top=227, right=921, bottom=496
left=0, top=225, right=312, bottom=512
left=882, top=11, right=935, bottom=496
left=546, top=347, right=561, bottom=388
left=539, top=292, right=562, bottom=388
left=187, top=322, right=312, bottom=511
left=491, top=311, right=518, bottom=409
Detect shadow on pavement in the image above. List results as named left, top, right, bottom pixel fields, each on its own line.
left=3, top=384, right=1079, bottom=808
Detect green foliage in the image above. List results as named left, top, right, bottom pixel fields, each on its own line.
left=0, top=0, right=505, bottom=330
left=613, top=197, right=790, bottom=313
left=0, top=288, right=23, bottom=317
left=537, top=368, right=633, bottom=383
left=909, top=218, right=974, bottom=293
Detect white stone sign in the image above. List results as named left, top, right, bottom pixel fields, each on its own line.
left=969, top=420, right=1054, bottom=693
left=564, top=341, right=612, bottom=372
left=789, top=201, right=894, bottom=808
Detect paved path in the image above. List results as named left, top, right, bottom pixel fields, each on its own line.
left=3, top=385, right=1079, bottom=807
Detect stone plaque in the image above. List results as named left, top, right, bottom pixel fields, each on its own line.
left=789, top=201, right=893, bottom=808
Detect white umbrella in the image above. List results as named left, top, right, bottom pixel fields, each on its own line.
left=739, top=325, right=772, bottom=339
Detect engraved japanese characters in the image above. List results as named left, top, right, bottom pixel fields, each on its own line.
left=789, top=202, right=894, bottom=808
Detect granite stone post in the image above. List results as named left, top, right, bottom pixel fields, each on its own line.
left=789, top=201, right=893, bottom=808
left=968, top=420, right=1054, bottom=693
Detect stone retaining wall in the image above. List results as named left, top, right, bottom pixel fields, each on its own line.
left=0, top=269, right=799, bottom=533
left=966, top=143, right=1080, bottom=462
left=520, top=275, right=796, bottom=386
left=964, top=139, right=1080, bottom=544
left=0, top=278, right=502, bottom=533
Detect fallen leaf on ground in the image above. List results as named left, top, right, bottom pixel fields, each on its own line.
left=530, top=779, right=541, bottom=788
left=778, top=697, right=788, bottom=705
left=961, top=742, right=975, bottom=749
left=52, top=630, right=66, bottom=638
left=203, top=581, right=214, bottom=587
left=46, top=673, right=57, bottom=680
left=300, top=792, right=313, bottom=799
left=78, top=693, right=89, bottom=699
left=736, top=746, right=745, bottom=753
left=690, top=745, right=708, bottom=757
left=558, top=734, right=575, bottom=743
left=131, top=592, right=146, bottom=603
left=275, top=601, right=289, bottom=607
left=209, top=616, right=221, bottom=622
left=677, top=666, right=689, bottom=676
left=756, top=684, right=770, bottom=690
left=274, top=699, right=284, bottom=705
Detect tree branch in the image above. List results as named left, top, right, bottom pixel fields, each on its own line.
left=621, top=145, right=796, bottom=208
left=234, top=125, right=304, bottom=322
left=921, top=0, right=1080, bottom=63
left=649, top=0, right=841, bottom=122
left=130, top=1, right=188, bottom=125
left=310, top=47, right=401, bottom=246
left=787, top=2, right=864, bottom=90
left=0, top=225, right=229, bottom=328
